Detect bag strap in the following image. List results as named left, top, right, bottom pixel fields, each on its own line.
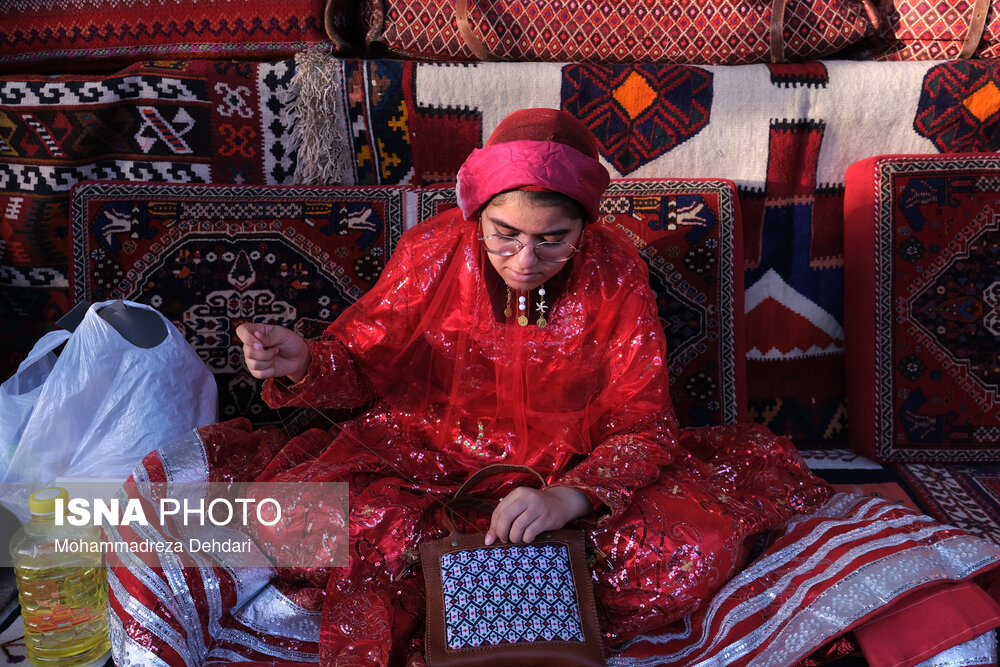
left=440, top=497, right=497, bottom=533
left=453, top=463, right=546, bottom=499
left=441, top=464, right=547, bottom=533
left=960, top=0, right=992, bottom=59
left=455, top=0, right=492, bottom=60
left=769, top=0, right=788, bottom=63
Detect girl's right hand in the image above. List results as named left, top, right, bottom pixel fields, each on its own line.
left=236, top=323, right=311, bottom=382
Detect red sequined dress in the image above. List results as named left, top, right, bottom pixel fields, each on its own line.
left=106, top=209, right=1000, bottom=666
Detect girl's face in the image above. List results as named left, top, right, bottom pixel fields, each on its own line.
left=480, top=192, right=584, bottom=292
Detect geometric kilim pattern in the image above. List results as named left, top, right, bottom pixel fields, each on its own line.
left=562, top=64, right=713, bottom=175
left=27, top=57, right=1000, bottom=453
left=0, top=0, right=337, bottom=70
left=440, top=544, right=584, bottom=649
left=417, top=179, right=745, bottom=429
left=371, top=0, right=878, bottom=64
left=743, top=96, right=846, bottom=449
left=844, top=154, right=1000, bottom=462
left=70, top=182, right=406, bottom=431
left=915, top=60, right=1000, bottom=153
left=766, top=61, right=831, bottom=88
left=0, top=58, right=297, bottom=384
left=894, top=462, right=1000, bottom=546
left=339, top=60, right=417, bottom=186
left=868, top=0, right=1000, bottom=61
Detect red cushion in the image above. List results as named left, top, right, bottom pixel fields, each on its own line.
left=853, top=581, right=1000, bottom=667
left=865, top=1, right=1000, bottom=61
left=365, top=0, right=879, bottom=64
left=844, top=153, right=1000, bottom=462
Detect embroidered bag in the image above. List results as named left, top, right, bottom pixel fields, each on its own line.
left=419, top=464, right=605, bottom=666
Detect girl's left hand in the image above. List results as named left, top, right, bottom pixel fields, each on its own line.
left=485, top=485, right=591, bottom=545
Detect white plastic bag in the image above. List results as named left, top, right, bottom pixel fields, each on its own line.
left=0, top=300, right=218, bottom=512
left=0, top=329, right=73, bottom=474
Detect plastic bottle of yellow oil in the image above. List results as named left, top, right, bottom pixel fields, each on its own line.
left=9, top=487, right=111, bottom=665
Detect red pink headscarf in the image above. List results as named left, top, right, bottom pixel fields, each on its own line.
left=456, top=108, right=611, bottom=223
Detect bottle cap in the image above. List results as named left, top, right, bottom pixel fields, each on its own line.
left=29, top=487, right=69, bottom=516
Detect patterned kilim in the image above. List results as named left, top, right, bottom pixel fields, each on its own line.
left=12, top=57, right=1000, bottom=449
left=69, top=182, right=407, bottom=429
left=0, top=0, right=337, bottom=70
left=418, top=179, right=744, bottom=429
left=866, top=0, right=1000, bottom=60
left=894, top=462, right=1000, bottom=545
left=844, top=153, right=1000, bottom=463
left=310, top=57, right=1000, bottom=447
left=914, top=60, right=1000, bottom=153
left=367, top=0, right=878, bottom=64
left=0, top=59, right=297, bottom=383
left=562, top=64, right=713, bottom=175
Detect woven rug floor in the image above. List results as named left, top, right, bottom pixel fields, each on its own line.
left=894, top=461, right=1000, bottom=546
left=800, top=449, right=1000, bottom=548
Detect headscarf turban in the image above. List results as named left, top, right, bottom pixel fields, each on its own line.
left=456, top=108, right=611, bottom=223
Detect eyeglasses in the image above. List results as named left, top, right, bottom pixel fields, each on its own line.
left=478, top=233, right=580, bottom=263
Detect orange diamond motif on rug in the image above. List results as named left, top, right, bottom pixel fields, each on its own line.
left=562, top=64, right=713, bottom=174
